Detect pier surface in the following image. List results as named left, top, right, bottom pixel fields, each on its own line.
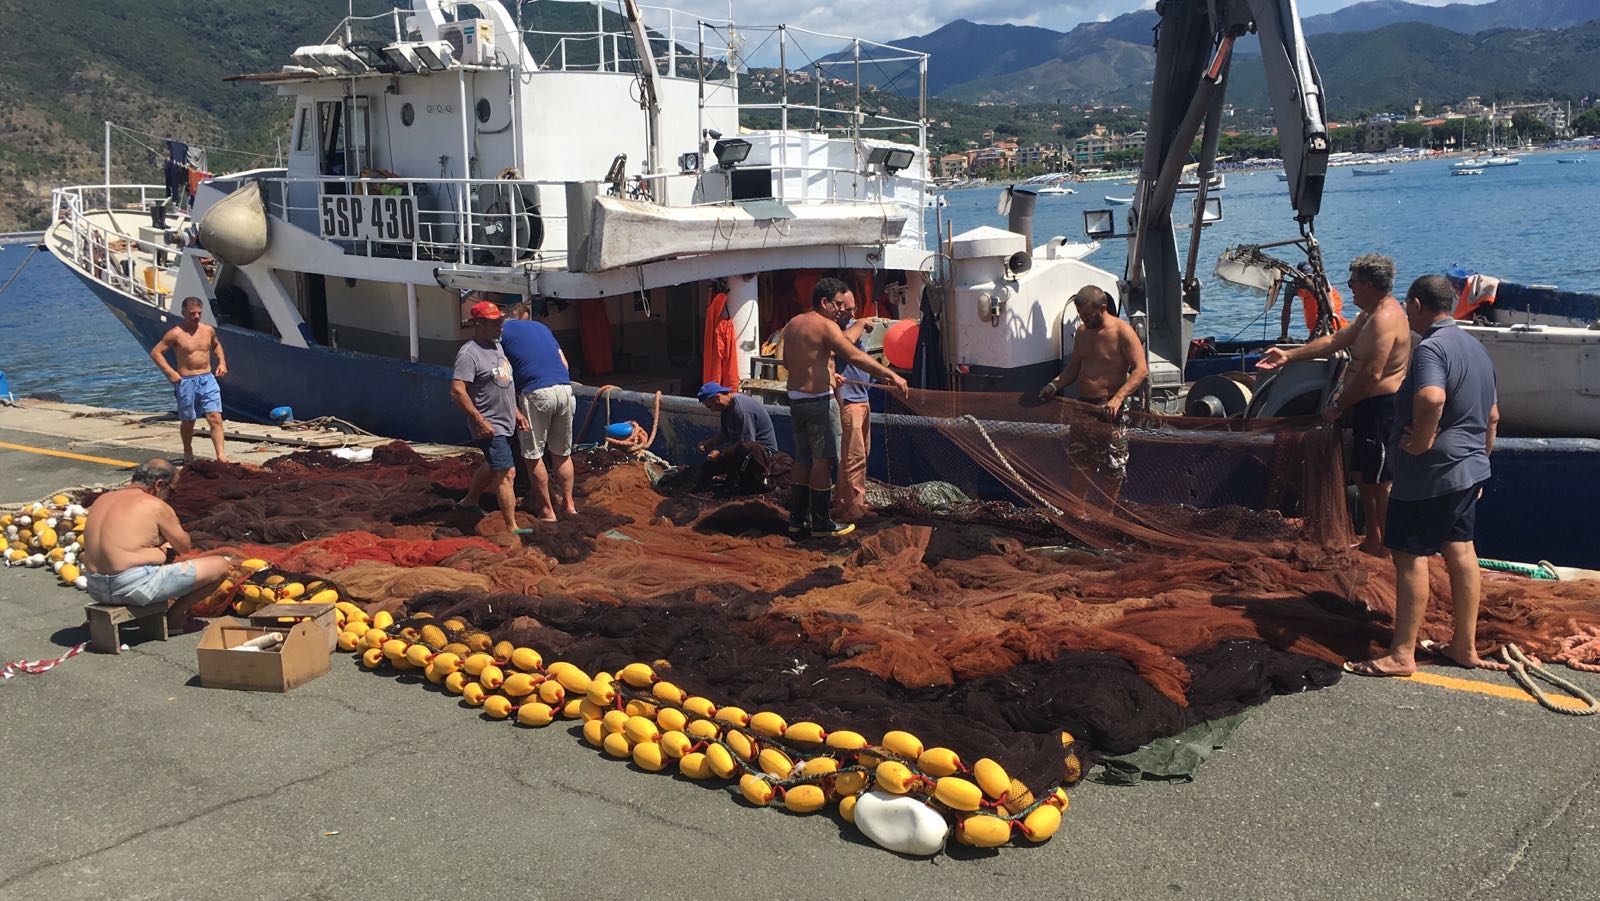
left=1, top=403, right=1596, bottom=900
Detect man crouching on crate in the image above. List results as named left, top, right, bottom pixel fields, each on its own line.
left=81, top=459, right=233, bottom=632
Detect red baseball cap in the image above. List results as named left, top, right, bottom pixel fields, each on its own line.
left=469, top=300, right=504, bottom=321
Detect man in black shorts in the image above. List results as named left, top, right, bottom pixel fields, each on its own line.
left=1258, top=253, right=1410, bottom=556
left=1344, top=275, right=1505, bottom=677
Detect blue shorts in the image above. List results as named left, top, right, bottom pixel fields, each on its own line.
left=85, top=561, right=201, bottom=608
left=175, top=373, right=222, bottom=420
left=473, top=434, right=517, bottom=471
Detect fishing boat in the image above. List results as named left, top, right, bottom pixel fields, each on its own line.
left=1351, top=168, right=1390, bottom=176
left=1451, top=167, right=1484, bottom=176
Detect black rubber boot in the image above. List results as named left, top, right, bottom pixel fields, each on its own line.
left=786, top=485, right=810, bottom=536
left=809, top=487, right=855, bottom=537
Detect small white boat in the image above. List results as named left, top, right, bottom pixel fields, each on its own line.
left=1034, top=183, right=1076, bottom=196
left=1557, top=157, right=1587, bottom=164
left=1482, top=155, right=1520, bottom=167
left=1352, top=167, right=1391, bottom=177
left=1452, top=167, right=1485, bottom=176
left=1105, top=195, right=1133, bottom=205
left=1452, top=158, right=1484, bottom=170
left=1276, top=172, right=1289, bottom=182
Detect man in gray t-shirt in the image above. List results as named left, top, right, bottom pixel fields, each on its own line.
left=1345, top=276, right=1505, bottom=678
left=450, top=299, right=529, bottom=533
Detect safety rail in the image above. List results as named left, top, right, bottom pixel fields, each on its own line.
left=50, top=185, right=186, bottom=309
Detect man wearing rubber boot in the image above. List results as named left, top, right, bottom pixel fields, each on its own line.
left=780, top=277, right=907, bottom=537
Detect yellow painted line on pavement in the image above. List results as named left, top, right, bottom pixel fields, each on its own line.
left=1403, top=669, right=1591, bottom=711
left=0, top=440, right=136, bottom=468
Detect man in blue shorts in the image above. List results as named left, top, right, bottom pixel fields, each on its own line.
left=150, top=297, right=229, bottom=463
left=1345, top=275, right=1506, bottom=677
left=81, top=459, right=234, bottom=632
left=450, top=299, right=530, bottom=533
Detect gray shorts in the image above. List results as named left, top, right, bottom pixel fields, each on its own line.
left=789, top=396, right=841, bottom=467
left=85, top=561, right=201, bottom=608
left=517, top=384, right=575, bottom=460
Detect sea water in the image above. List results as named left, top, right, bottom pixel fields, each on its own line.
left=0, top=153, right=1596, bottom=407
left=942, top=152, right=1600, bottom=339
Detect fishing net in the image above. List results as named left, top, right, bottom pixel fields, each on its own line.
left=145, top=401, right=1596, bottom=780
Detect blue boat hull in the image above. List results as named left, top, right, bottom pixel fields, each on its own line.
left=84, top=282, right=1600, bottom=568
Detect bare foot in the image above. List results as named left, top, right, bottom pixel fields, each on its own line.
left=538, top=513, right=558, bottom=523
left=215, top=456, right=230, bottom=464
left=1356, top=541, right=1390, bottom=559
left=562, top=505, right=578, bottom=516
left=1342, top=655, right=1416, bottom=677
left=1419, top=639, right=1510, bottom=671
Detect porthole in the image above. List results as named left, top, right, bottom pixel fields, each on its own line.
left=476, top=98, right=491, bottom=123
left=400, top=102, right=415, bottom=127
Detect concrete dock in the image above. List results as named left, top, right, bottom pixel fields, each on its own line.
left=1, top=403, right=1596, bottom=900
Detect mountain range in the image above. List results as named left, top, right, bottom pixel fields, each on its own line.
left=857, top=0, right=1600, bottom=104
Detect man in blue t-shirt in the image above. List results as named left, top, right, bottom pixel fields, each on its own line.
left=695, top=381, right=782, bottom=493
left=500, top=312, right=576, bottom=521
left=1345, top=275, right=1505, bottom=678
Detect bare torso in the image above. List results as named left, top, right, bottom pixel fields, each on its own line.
left=81, top=488, right=172, bottom=574
left=781, top=311, right=842, bottom=394
left=1072, top=317, right=1142, bottom=400
left=162, top=323, right=218, bottom=376
left=1350, top=298, right=1410, bottom=396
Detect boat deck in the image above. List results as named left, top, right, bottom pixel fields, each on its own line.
left=47, top=205, right=183, bottom=311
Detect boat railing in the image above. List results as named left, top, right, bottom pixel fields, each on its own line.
left=196, top=166, right=924, bottom=270
left=49, top=184, right=185, bottom=309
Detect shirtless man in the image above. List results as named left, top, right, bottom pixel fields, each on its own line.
left=150, top=297, right=229, bottom=463
left=1039, top=286, right=1148, bottom=504
left=1257, top=253, right=1410, bottom=557
left=781, top=277, right=908, bottom=538
left=82, top=459, right=233, bottom=632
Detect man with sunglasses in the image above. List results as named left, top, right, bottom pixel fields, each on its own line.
left=1256, top=253, right=1410, bottom=556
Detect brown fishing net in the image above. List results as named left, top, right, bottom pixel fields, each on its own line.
left=154, top=401, right=1598, bottom=783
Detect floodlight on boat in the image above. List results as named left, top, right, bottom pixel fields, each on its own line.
left=379, top=42, right=423, bottom=74
left=866, top=146, right=916, bottom=175
left=713, top=138, right=752, bottom=170
left=1195, top=195, right=1222, bottom=225
left=291, top=45, right=340, bottom=75
left=412, top=40, right=454, bottom=71
left=349, top=41, right=399, bottom=73
left=1084, top=209, right=1120, bottom=240
left=677, top=151, right=702, bottom=174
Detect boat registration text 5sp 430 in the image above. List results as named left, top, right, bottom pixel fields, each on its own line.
left=318, top=191, right=418, bottom=243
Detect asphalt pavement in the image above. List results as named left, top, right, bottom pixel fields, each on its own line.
left=1, top=428, right=1596, bottom=901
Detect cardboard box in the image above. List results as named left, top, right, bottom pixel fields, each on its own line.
left=246, top=602, right=338, bottom=654
left=196, top=618, right=331, bottom=692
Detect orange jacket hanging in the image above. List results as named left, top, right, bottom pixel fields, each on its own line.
left=703, top=291, right=740, bottom=390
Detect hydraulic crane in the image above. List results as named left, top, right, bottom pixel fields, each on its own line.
left=1122, top=0, right=1332, bottom=409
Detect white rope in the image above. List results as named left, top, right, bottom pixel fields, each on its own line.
left=955, top=414, right=1063, bottom=517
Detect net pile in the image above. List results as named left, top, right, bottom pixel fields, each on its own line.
left=158, top=421, right=1598, bottom=770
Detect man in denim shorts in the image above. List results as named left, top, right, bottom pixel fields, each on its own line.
left=150, top=297, right=229, bottom=463
left=81, top=459, right=233, bottom=632
left=779, top=277, right=907, bottom=538
left=450, top=299, right=531, bottom=533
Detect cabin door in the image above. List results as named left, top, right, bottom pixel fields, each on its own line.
left=285, top=104, right=322, bottom=233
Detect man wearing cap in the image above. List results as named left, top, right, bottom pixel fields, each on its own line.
left=781, top=277, right=908, bottom=538
left=695, top=382, right=781, bottom=493
left=450, top=299, right=530, bottom=533
left=501, top=306, right=576, bottom=521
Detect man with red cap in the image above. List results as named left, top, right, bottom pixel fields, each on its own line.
left=450, top=297, right=530, bottom=533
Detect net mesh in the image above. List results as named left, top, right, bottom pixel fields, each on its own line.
left=149, top=403, right=1598, bottom=783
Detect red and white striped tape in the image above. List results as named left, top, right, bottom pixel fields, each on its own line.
left=1, top=642, right=88, bottom=680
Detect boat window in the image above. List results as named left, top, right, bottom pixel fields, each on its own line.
left=293, top=107, right=313, bottom=153
left=318, top=101, right=346, bottom=176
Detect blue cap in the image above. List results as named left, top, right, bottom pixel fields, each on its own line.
left=696, top=381, right=733, bottom=402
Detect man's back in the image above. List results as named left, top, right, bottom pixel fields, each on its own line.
left=500, top=320, right=568, bottom=393
left=1391, top=320, right=1495, bottom=500
left=724, top=393, right=778, bottom=452
left=82, top=489, right=168, bottom=574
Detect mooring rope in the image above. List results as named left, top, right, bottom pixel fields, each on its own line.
left=1499, top=644, right=1599, bottom=716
